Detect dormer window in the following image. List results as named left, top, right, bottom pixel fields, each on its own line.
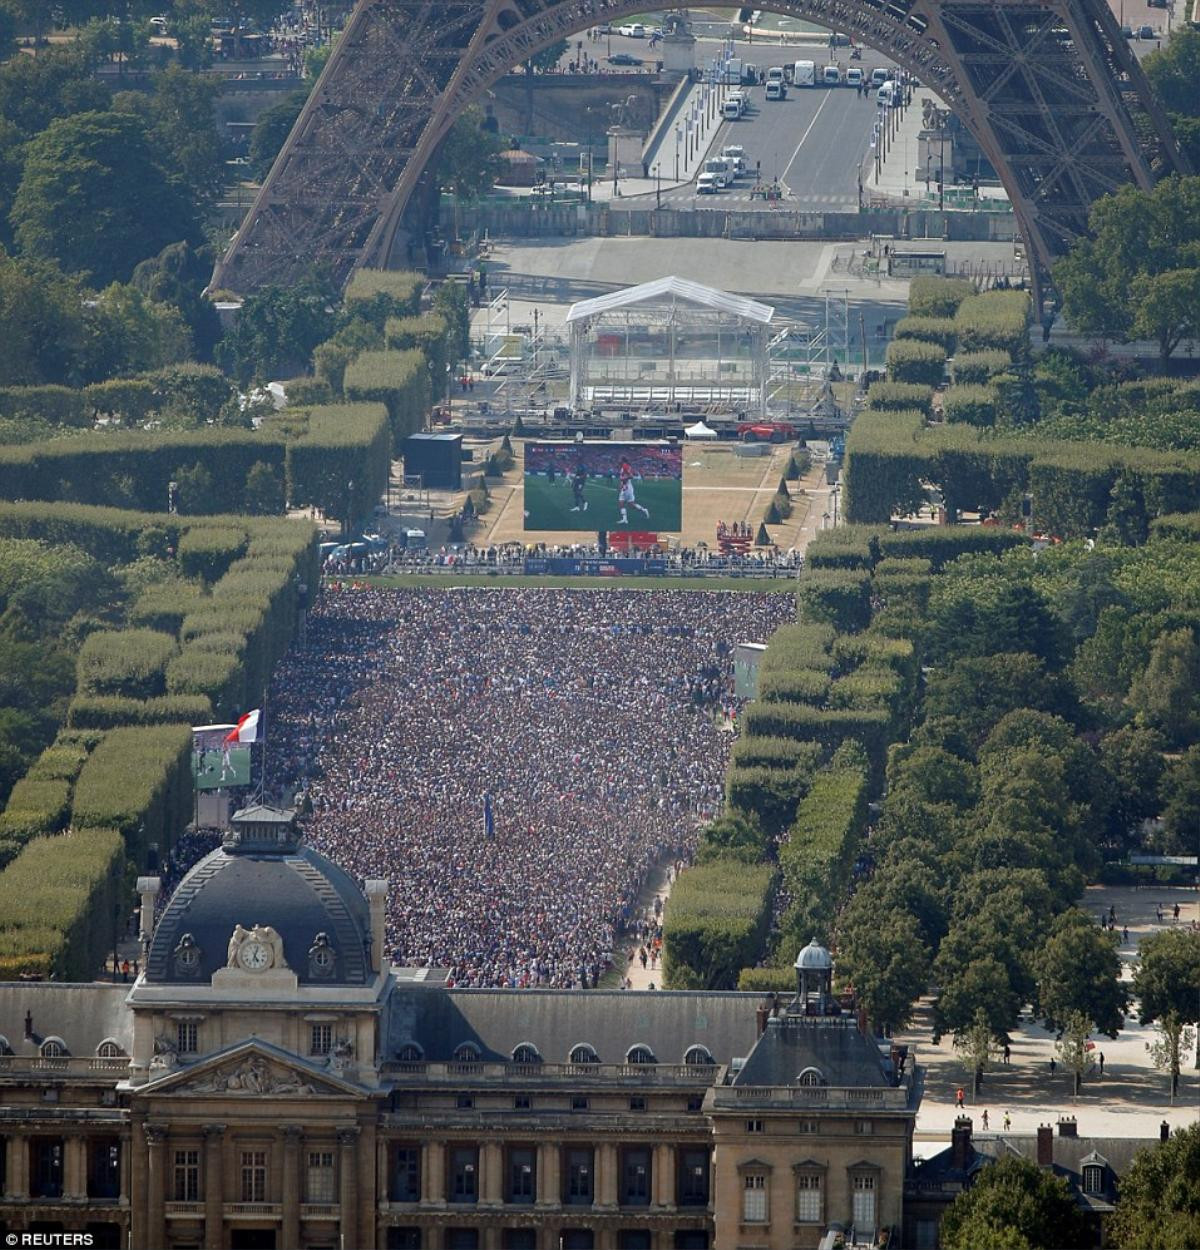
left=396, top=1043, right=424, bottom=1062
left=1082, top=1164, right=1105, bottom=1195
left=40, top=1037, right=67, bottom=1058
left=453, top=1042, right=481, bottom=1063
left=797, top=1067, right=825, bottom=1086
left=512, top=1043, right=541, bottom=1065
left=96, top=1040, right=124, bottom=1058
left=684, top=1045, right=714, bottom=1065
left=569, top=1044, right=599, bottom=1065
left=626, top=1044, right=656, bottom=1065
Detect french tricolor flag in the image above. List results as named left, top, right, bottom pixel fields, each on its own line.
left=224, top=709, right=262, bottom=744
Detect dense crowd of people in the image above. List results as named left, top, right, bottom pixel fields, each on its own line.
left=264, top=586, right=791, bottom=987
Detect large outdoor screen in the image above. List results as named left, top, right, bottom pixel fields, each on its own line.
left=524, top=441, right=684, bottom=532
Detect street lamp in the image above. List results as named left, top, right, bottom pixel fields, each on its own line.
left=674, top=124, right=681, bottom=180
left=654, top=163, right=661, bottom=208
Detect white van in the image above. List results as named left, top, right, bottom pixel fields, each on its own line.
left=793, top=59, right=815, bottom=86
left=720, top=145, right=747, bottom=175
left=766, top=79, right=787, bottom=100
left=822, top=64, right=841, bottom=86
left=697, top=172, right=721, bottom=194
left=871, top=67, right=890, bottom=87
left=846, top=67, right=864, bottom=88
left=704, top=157, right=733, bottom=187
left=877, top=80, right=897, bottom=105
left=722, top=96, right=745, bottom=120
left=766, top=65, right=785, bottom=84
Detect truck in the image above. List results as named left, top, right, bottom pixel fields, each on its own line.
left=793, top=59, right=815, bottom=86
left=703, top=156, right=734, bottom=187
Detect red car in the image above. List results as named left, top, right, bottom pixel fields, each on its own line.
left=737, top=421, right=797, bottom=443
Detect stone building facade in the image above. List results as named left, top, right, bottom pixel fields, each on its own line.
left=0, top=808, right=921, bottom=1250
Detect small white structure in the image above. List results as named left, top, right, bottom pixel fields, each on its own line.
left=566, top=276, right=774, bottom=416
left=684, top=420, right=718, bottom=439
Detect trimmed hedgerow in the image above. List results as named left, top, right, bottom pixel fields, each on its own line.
left=741, top=703, right=891, bottom=778
left=128, top=580, right=209, bottom=633
left=759, top=623, right=837, bottom=673
left=70, top=724, right=192, bottom=863
left=1150, top=511, right=1200, bottom=542
left=727, top=763, right=818, bottom=837
left=0, top=826, right=125, bottom=980
left=737, top=965, right=797, bottom=992
left=907, top=275, right=975, bottom=318
left=804, top=526, right=880, bottom=570
left=343, top=349, right=430, bottom=444
left=797, top=568, right=873, bottom=633
left=288, top=402, right=391, bottom=529
left=77, top=629, right=177, bottom=700
left=344, top=268, right=423, bottom=326
left=177, top=525, right=248, bottom=583
left=385, top=312, right=450, bottom=387
left=942, top=384, right=997, bottom=427
left=954, top=289, right=1032, bottom=357
left=952, top=350, right=1012, bottom=385
left=842, top=408, right=930, bottom=524
left=68, top=694, right=213, bottom=731
left=758, top=668, right=833, bottom=705
left=866, top=381, right=934, bottom=417
left=731, top=737, right=824, bottom=772
left=0, top=777, right=72, bottom=869
left=663, top=861, right=776, bottom=989
left=885, top=339, right=947, bottom=387
left=894, top=316, right=957, bottom=353
left=0, top=384, right=90, bottom=427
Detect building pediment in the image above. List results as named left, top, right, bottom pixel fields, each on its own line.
left=135, top=1039, right=365, bottom=1099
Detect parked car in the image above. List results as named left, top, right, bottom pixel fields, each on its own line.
left=608, top=52, right=643, bottom=66
left=618, top=22, right=646, bottom=37
left=1138, top=24, right=1156, bottom=37
left=846, top=67, right=864, bottom=87
left=766, top=80, right=787, bottom=100
left=697, top=172, right=721, bottom=194
left=737, top=421, right=797, bottom=443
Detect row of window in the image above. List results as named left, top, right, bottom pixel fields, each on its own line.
left=0, top=1037, right=125, bottom=1060
left=386, top=1231, right=708, bottom=1249
left=389, top=1144, right=710, bottom=1208
left=0, top=1138, right=121, bottom=1200
left=169, top=1022, right=334, bottom=1057
left=741, top=1171, right=876, bottom=1228
left=171, top=1149, right=336, bottom=1204
left=445, top=1094, right=704, bottom=1113
left=395, top=1042, right=716, bottom=1066
left=745, top=1118, right=874, bottom=1135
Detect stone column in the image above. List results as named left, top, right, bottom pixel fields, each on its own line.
left=422, top=1140, right=445, bottom=1205
left=338, top=1127, right=359, bottom=1249
left=537, top=1142, right=561, bottom=1207
left=203, top=1124, right=225, bottom=1250
left=3, top=1133, right=28, bottom=1199
left=358, top=1121, right=377, bottom=1249
left=281, top=1126, right=302, bottom=1250
left=64, top=1135, right=88, bottom=1200
left=144, top=1125, right=167, bottom=1250
left=480, top=1140, right=503, bottom=1207
left=118, top=1134, right=131, bottom=1206
left=652, top=1143, right=674, bottom=1210
left=596, top=1142, right=619, bottom=1210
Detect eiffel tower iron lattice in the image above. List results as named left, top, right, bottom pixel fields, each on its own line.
left=209, top=0, right=1188, bottom=302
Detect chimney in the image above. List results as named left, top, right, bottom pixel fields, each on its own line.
left=756, top=1006, right=769, bottom=1036
left=365, top=879, right=389, bottom=973
left=136, top=876, right=161, bottom=956
left=951, top=1116, right=972, bottom=1171
left=1037, top=1124, right=1053, bottom=1167
left=1161, top=1121, right=1171, bottom=1143
left=1057, top=1116, right=1077, bottom=1138
left=24, top=1010, right=33, bottom=1041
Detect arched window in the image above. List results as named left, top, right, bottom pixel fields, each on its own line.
left=96, top=1040, right=124, bottom=1058
left=626, top=1044, right=657, bottom=1065
left=684, top=1045, right=714, bottom=1066
left=0, top=1034, right=11, bottom=1055
left=40, top=1037, right=67, bottom=1058
left=569, top=1043, right=599, bottom=1065
left=796, top=1067, right=825, bottom=1086
left=396, top=1043, right=423, bottom=1062
left=512, top=1042, right=542, bottom=1065
left=452, top=1041, right=481, bottom=1062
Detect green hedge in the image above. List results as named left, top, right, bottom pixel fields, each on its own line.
left=954, top=289, right=1031, bottom=356
left=84, top=378, right=157, bottom=424
left=0, top=384, right=90, bottom=427
left=70, top=724, right=192, bottom=864
left=804, top=526, right=880, bottom=570
left=385, top=312, right=450, bottom=389
left=280, top=376, right=334, bottom=407
left=942, top=384, right=997, bottom=427
left=741, top=703, right=890, bottom=775
left=177, top=525, right=248, bottom=582
left=760, top=623, right=837, bottom=673
left=908, top=276, right=975, bottom=318
left=344, top=268, right=423, bottom=325
left=77, top=629, right=177, bottom=700
left=1150, top=512, right=1200, bottom=541
left=68, top=694, right=213, bottom=730
left=877, top=525, right=1028, bottom=568
left=757, top=668, right=833, bottom=705
left=726, top=763, right=817, bottom=835
left=866, top=381, right=935, bottom=417
left=663, top=861, right=776, bottom=989
left=343, top=349, right=430, bottom=444
left=842, top=408, right=930, bottom=524
left=0, top=827, right=125, bottom=980
left=952, top=350, right=1012, bottom=385
left=737, top=965, right=798, bottom=992
left=128, top=580, right=209, bottom=632
left=885, top=339, right=947, bottom=387
left=730, top=736, right=824, bottom=771
left=829, top=665, right=903, bottom=713
left=894, top=316, right=957, bottom=353
left=0, top=777, right=72, bottom=869
left=288, top=403, right=391, bottom=530
left=796, top=568, right=873, bottom=633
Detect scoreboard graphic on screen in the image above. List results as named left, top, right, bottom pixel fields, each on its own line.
left=524, top=441, right=683, bottom=533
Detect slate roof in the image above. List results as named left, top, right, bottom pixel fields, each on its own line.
left=145, top=841, right=372, bottom=986
left=0, top=982, right=133, bottom=1057
left=732, top=1014, right=893, bottom=1088
left=383, top=987, right=763, bottom=1065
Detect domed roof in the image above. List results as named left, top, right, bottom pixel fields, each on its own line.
left=794, top=938, right=833, bottom=971
left=145, top=808, right=372, bottom=986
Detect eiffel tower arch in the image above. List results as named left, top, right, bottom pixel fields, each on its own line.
left=209, top=0, right=1187, bottom=303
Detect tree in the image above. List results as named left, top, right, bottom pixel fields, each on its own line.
left=1053, top=176, right=1200, bottom=366
left=1146, top=1011, right=1195, bottom=1103
left=525, top=37, right=569, bottom=74
left=1134, top=928, right=1200, bottom=1034
left=1035, top=910, right=1127, bottom=1038
left=432, top=107, right=504, bottom=202
left=888, top=745, right=979, bottom=809
left=11, top=110, right=201, bottom=286
left=1053, top=1009, right=1093, bottom=1098
left=1099, top=724, right=1166, bottom=852
left=170, top=12, right=214, bottom=71
left=216, top=276, right=338, bottom=384
left=243, top=461, right=284, bottom=516
left=0, top=252, right=85, bottom=386
left=1107, top=1121, right=1200, bottom=1250
left=1143, top=28, right=1200, bottom=168
left=247, top=90, right=306, bottom=181
left=935, top=954, right=1023, bottom=1040
left=836, top=903, right=929, bottom=1032
left=694, top=809, right=768, bottom=865
left=1126, top=628, right=1200, bottom=748
left=173, top=461, right=213, bottom=515
left=1161, top=746, right=1200, bottom=850
left=952, top=1007, right=996, bottom=1097
left=940, top=1155, right=1089, bottom=1250
left=0, top=47, right=111, bottom=138
left=131, top=239, right=221, bottom=361
left=79, top=282, right=191, bottom=382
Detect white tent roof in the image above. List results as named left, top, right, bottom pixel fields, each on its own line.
left=685, top=421, right=719, bottom=439
left=565, top=275, right=775, bottom=325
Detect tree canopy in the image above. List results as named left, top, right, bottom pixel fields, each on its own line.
left=1107, top=1123, right=1200, bottom=1250
left=940, top=1155, right=1089, bottom=1250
